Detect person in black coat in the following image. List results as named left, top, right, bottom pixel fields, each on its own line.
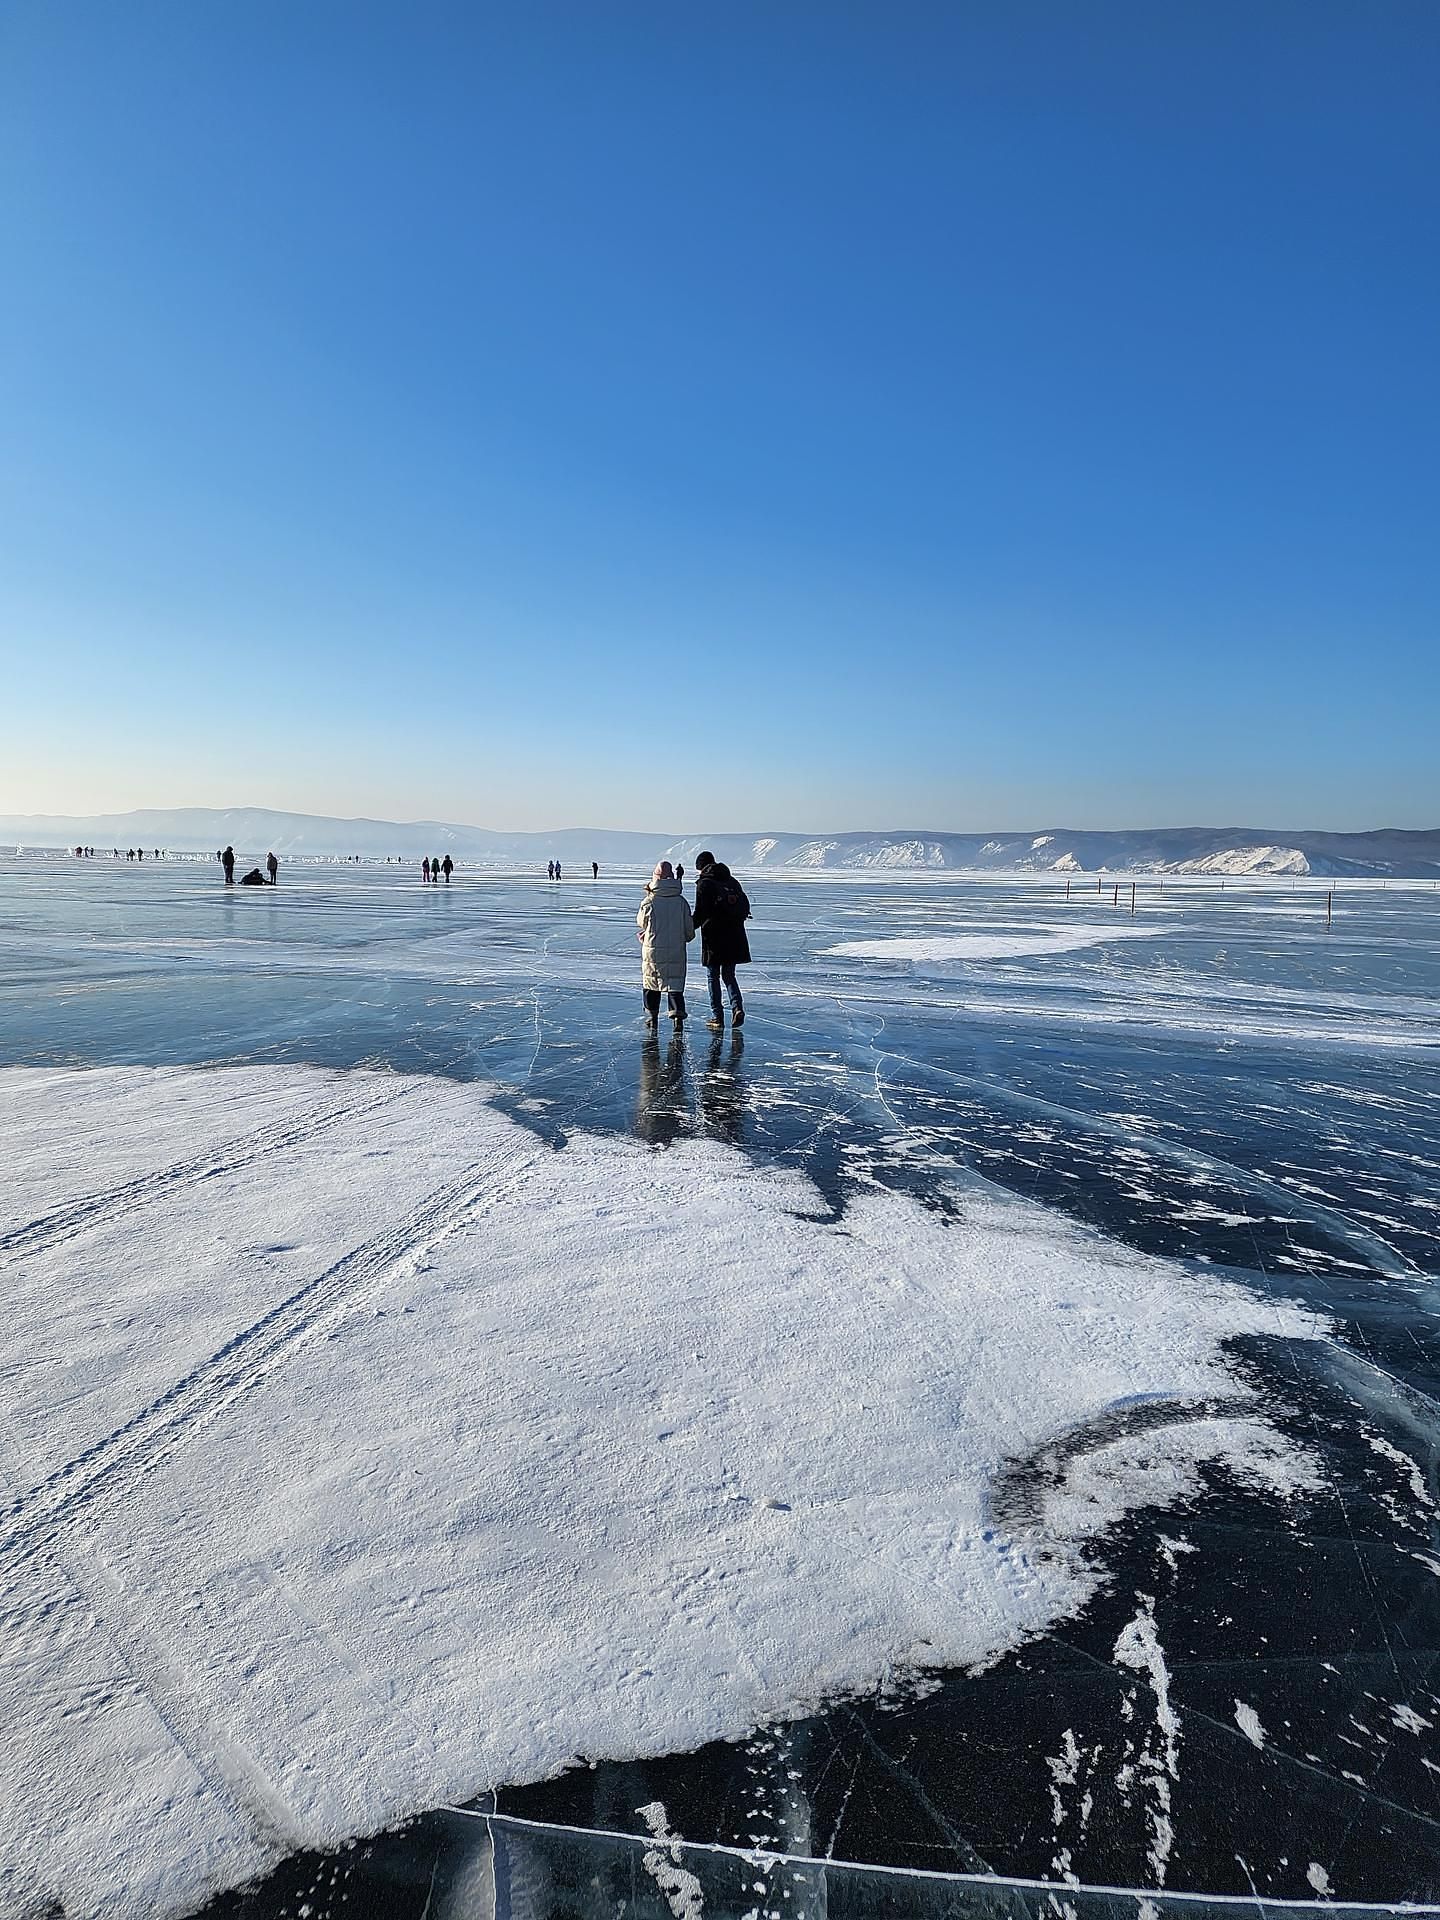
left=692, top=850, right=751, bottom=1030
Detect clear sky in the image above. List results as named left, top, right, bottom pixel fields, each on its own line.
left=2, top=3, right=1436, bottom=832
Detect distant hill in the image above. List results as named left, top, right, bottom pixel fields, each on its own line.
left=4, top=807, right=1439, bottom=877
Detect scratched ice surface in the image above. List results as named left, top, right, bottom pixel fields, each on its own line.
left=3, top=855, right=1440, bottom=1915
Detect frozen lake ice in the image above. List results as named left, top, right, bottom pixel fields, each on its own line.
left=2, top=853, right=1439, bottom=1918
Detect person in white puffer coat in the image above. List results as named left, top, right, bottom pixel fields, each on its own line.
left=637, top=861, right=695, bottom=1031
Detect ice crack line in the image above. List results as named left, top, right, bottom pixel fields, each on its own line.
left=0, top=1141, right=539, bottom=1561
left=0, top=1079, right=411, bottom=1260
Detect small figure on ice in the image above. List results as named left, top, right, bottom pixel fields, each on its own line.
left=221, top=845, right=235, bottom=885
left=266, top=851, right=279, bottom=884
left=441, top=854, right=453, bottom=883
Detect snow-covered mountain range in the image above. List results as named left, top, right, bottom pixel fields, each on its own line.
left=4, top=808, right=1438, bottom=876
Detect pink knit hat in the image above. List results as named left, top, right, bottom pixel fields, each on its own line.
left=652, top=860, right=674, bottom=883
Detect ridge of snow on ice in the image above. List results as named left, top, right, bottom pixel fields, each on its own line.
left=821, top=923, right=1173, bottom=963
left=0, top=1065, right=1325, bottom=1920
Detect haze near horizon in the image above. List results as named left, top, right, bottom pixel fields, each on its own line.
left=2, top=3, right=1436, bottom=830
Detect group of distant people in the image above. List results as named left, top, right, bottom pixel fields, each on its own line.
left=198, top=846, right=758, bottom=1033
left=218, top=845, right=279, bottom=886
left=72, top=846, right=165, bottom=860
left=637, top=851, right=751, bottom=1034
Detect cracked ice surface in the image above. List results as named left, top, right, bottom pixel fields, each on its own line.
left=2, top=859, right=1440, bottom=1913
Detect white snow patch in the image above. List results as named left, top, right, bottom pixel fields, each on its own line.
left=1113, top=1596, right=1181, bottom=1887
left=787, top=840, right=838, bottom=867
left=0, top=1064, right=1326, bottom=1920
left=844, top=839, right=946, bottom=869
left=1031, top=835, right=1055, bottom=849
left=638, top=1802, right=706, bottom=1920
left=822, top=924, right=1172, bottom=963
left=750, top=838, right=778, bottom=862
left=1391, top=1703, right=1434, bottom=1736
left=1234, top=1701, right=1267, bottom=1750
left=1367, top=1434, right=1433, bottom=1506
left=1307, top=1863, right=1333, bottom=1896
left=1165, top=846, right=1311, bottom=877
left=1051, top=851, right=1082, bottom=872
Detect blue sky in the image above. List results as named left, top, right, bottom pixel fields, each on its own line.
left=2, top=2, right=1436, bottom=831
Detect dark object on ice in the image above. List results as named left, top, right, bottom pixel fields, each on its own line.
left=592, top=860, right=598, bottom=879
left=239, top=867, right=266, bottom=886
left=266, top=852, right=278, bottom=884
left=423, top=858, right=431, bottom=883
left=676, top=862, right=684, bottom=883
left=441, top=855, right=453, bottom=882
left=430, top=854, right=440, bottom=882
left=555, top=860, right=562, bottom=880
left=221, top=845, right=235, bottom=884
left=694, top=856, right=751, bottom=1026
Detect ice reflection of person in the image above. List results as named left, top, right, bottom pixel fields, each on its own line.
left=637, top=861, right=694, bottom=1033
left=635, top=1032, right=689, bottom=1147
left=221, top=845, right=235, bottom=884
left=698, top=1030, right=746, bottom=1145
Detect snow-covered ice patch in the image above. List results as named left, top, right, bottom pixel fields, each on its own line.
left=0, top=1064, right=1326, bottom=1919
left=1234, top=1700, right=1267, bottom=1750
left=821, top=923, right=1172, bottom=963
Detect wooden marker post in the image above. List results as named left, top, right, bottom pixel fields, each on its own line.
left=1327, top=890, right=1333, bottom=930
left=1130, top=882, right=1136, bottom=915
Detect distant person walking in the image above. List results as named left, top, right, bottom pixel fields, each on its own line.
left=675, top=862, right=684, bottom=884
left=554, top=860, right=562, bottom=881
left=221, top=845, right=235, bottom=885
left=423, top=857, right=431, bottom=883
left=693, top=850, right=751, bottom=1029
left=266, top=851, right=279, bottom=884
left=637, top=860, right=695, bottom=1033
left=441, top=854, right=453, bottom=883
left=547, top=860, right=555, bottom=881
left=592, top=861, right=599, bottom=880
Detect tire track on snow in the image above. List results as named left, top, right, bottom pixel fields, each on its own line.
left=0, top=1138, right=540, bottom=1559
left=0, top=1078, right=412, bottom=1260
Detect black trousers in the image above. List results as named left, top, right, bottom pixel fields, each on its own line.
left=643, top=988, right=687, bottom=1021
